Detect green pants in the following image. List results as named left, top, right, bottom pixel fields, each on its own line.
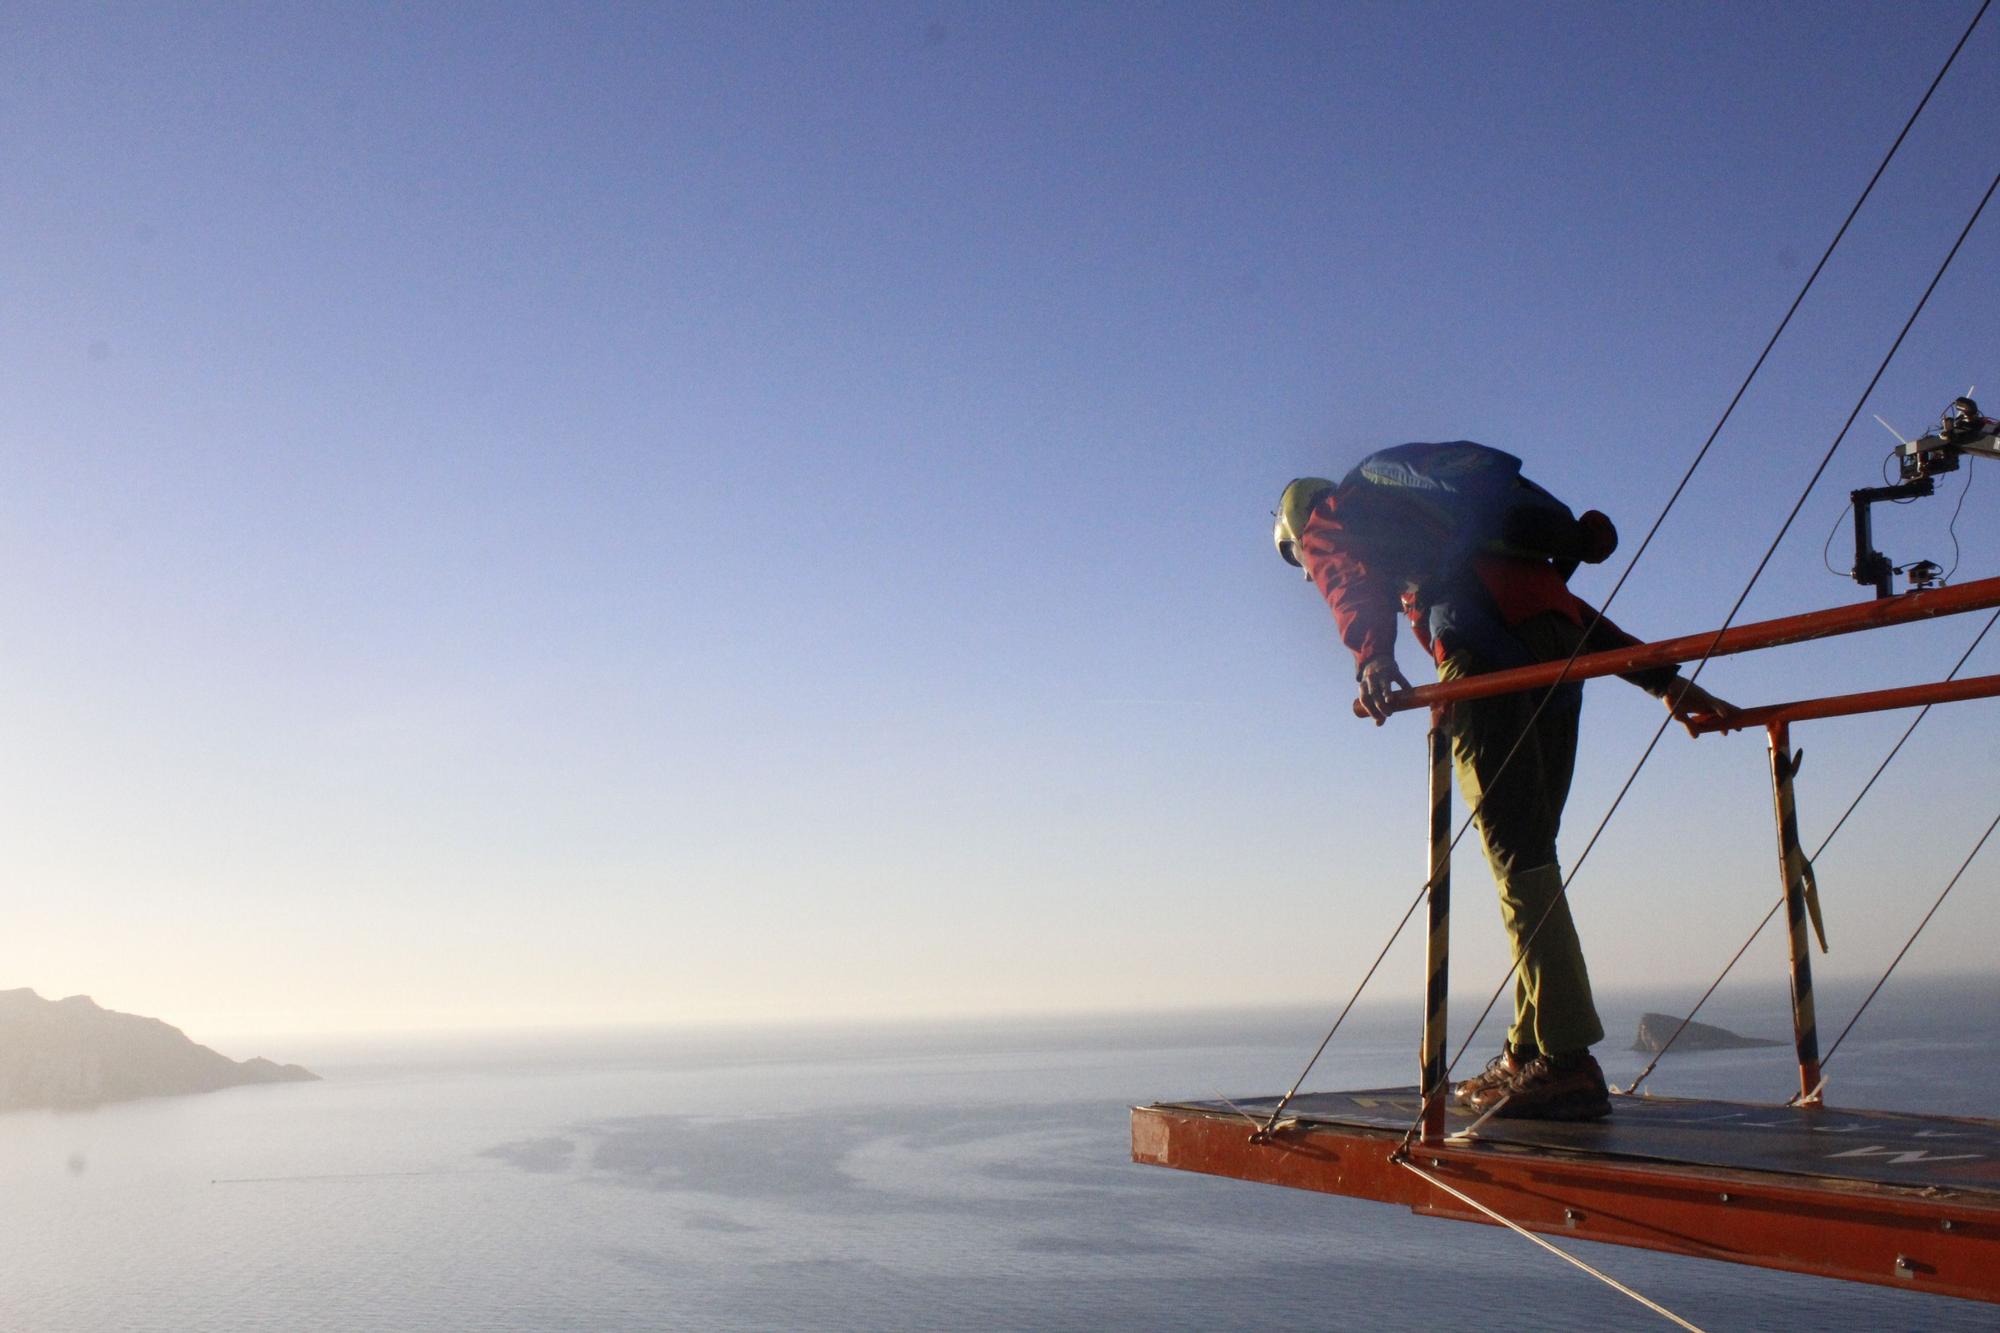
left=1439, top=613, right=1605, bottom=1056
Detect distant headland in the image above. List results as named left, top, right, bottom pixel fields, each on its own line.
left=1631, top=1011, right=1785, bottom=1055
left=0, top=988, right=318, bottom=1112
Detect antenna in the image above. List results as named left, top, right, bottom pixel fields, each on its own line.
left=1874, top=414, right=1912, bottom=446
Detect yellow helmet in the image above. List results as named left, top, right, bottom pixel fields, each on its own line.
left=1273, top=477, right=1336, bottom=572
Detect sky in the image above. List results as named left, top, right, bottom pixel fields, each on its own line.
left=4, top=1, right=1999, bottom=1046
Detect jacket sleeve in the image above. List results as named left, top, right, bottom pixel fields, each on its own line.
left=1577, top=602, right=1680, bottom=695
left=1300, top=517, right=1402, bottom=676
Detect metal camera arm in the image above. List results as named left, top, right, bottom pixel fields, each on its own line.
left=1850, top=397, right=2000, bottom=599
left=1851, top=475, right=1935, bottom=599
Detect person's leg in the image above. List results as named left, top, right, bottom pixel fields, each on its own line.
left=1438, top=647, right=1539, bottom=1107
left=1496, top=863, right=1603, bottom=1054
left=1508, top=614, right=1603, bottom=1056
left=1442, top=615, right=1603, bottom=1057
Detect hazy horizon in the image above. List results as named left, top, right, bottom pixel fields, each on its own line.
left=28, top=969, right=1984, bottom=1067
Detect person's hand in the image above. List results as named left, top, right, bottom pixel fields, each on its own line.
left=1358, top=656, right=1412, bottom=725
left=1665, top=676, right=1736, bottom=736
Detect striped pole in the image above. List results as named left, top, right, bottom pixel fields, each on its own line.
left=1420, top=713, right=1453, bottom=1144
left=1766, top=721, right=1824, bottom=1103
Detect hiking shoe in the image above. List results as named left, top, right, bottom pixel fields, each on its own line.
left=1468, top=1051, right=1612, bottom=1122
left=1453, top=1042, right=1536, bottom=1107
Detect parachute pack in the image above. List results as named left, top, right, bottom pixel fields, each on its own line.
left=1347, top=441, right=1610, bottom=576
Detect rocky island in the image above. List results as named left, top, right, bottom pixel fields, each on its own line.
left=1632, top=1011, right=1785, bottom=1055
left=0, top=988, right=318, bottom=1111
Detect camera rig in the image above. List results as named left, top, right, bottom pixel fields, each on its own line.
left=1851, top=396, right=2000, bottom=599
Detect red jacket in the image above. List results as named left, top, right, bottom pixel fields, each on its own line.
left=1297, top=483, right=1587, bottom=672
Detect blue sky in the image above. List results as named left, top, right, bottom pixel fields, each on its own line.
left=4, top=1, right=1999, bottom=1043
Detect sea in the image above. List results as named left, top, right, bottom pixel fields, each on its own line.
left=3, top=980, right=1996, bottom=1332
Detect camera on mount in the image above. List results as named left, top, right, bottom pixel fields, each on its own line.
left=1896, top=398, right=1992, bottom=482
left=1854, top=395, right=1999, bottom=599
left=1897, top=433, right=1962, bottom=482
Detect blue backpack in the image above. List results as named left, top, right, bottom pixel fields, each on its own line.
left=1348, top=441, right=1588, bottom=573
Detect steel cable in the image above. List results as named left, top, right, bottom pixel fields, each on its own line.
left=1799, top=802, right=2000, bottom=1099
left=1396, top=1159, right=1709, bottom=1332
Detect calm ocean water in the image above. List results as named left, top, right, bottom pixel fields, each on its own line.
left=2, top=981, right=1994, bottom=1331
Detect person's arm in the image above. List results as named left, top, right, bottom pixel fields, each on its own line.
left=1299, top=519, right=1410, bottom=723
left=1579, top=602, right=1738, bottom=735
left=1327, top=562, right=1411, bottom=724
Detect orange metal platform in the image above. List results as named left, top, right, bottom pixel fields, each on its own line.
left=1132, top=1089, right=2000, bottom=1304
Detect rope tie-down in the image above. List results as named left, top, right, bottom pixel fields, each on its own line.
left=1393, top=1157, right=1710, bottom=1333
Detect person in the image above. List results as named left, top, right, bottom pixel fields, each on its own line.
left=1272, top=441, right=1734, bottom=1121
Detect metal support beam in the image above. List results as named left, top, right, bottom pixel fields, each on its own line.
left=1420, top=714, right=1452, bottom=1144
left=1767, top=721, right=1825, bottom=1104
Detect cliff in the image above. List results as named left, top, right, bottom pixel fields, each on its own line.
left=0, top=988, right=318, bottom=1111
